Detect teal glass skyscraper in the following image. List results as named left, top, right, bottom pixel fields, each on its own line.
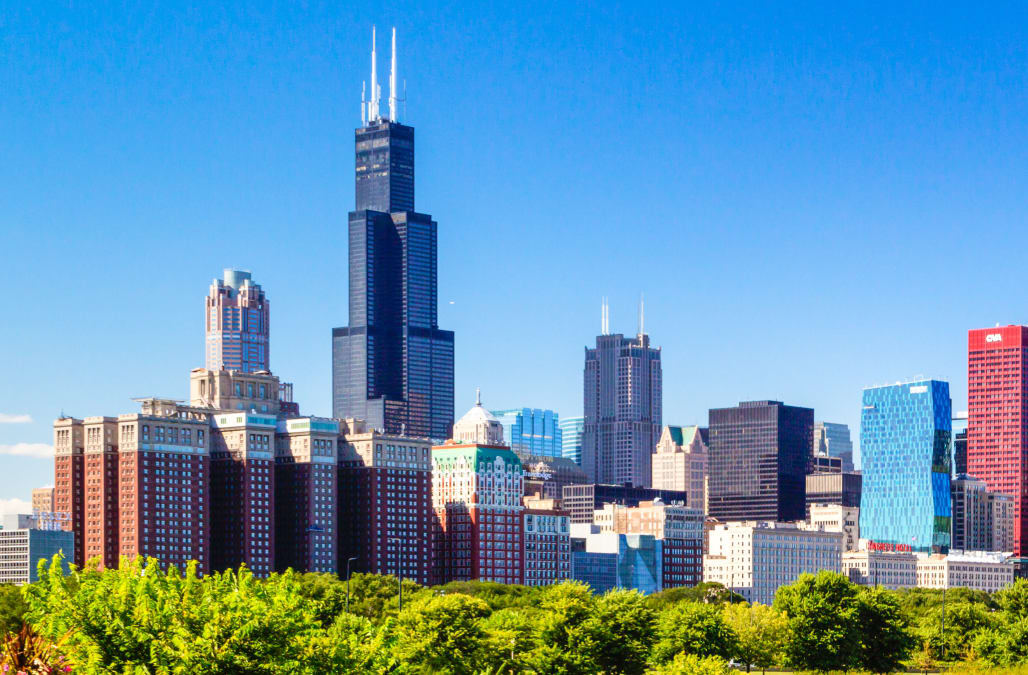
left=561, top=416, right=585, bottom=465
left=859, top=379, right=952, bottom=553
left=492, top=408, right=562, bottom=458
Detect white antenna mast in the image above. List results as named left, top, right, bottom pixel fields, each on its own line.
left=374, top=25, right=382, bottom=121
left=389, top=27, right=398, bottom=121
left=361, top=80, right=367, bottom=126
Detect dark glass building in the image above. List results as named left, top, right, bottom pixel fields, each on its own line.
left=561, top=483, right=687, bottom=524
left=707, top=400, right=814, bottom=522
left=805, top=471, right=863, bottom=518
left=332, top=114, right=454, bottom=439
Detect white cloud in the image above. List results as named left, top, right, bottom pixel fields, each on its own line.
left=0, top=443, right=54, bottom=458
left=0, top=414, right=32, bottom=424
left=0, top=498, right=32, bottom=516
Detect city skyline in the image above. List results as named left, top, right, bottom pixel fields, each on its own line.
left=4, top=3, right=1028, bottom=508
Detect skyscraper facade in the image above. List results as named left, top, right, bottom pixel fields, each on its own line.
left=332, top=32, right=454, bottom=440
left=707, top=401, right=813, bottom=523
left=967, top=325, right=1028, bottom=558
left=560, top=416, right=585, bottom=465
left=859, top=380, right=951, bottom=553
left=205, top=269, right=269, bottom=374
left=492, top=408, right=562, bottom=458
left=651, top=425, right=708, bottom=512
left=813, top=422, right=854, bottom=472
left=583, top=331, right=662, bottom=487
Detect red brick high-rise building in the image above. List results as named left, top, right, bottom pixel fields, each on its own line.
left=338, top=421, right=433, bottom=585
left=82, top=417, right=120, bottom=568
left=274, top=417, right=339, bottom=574
left=116, top=399, right=211, bottom=573
left=53, top=418, right=84, bottom=566
left=210, top=412, right=277, bottom=576
left=968, top=326, right=1028, bottom=558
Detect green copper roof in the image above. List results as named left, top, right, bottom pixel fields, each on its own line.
left=665, top=425, right=700, bottom=447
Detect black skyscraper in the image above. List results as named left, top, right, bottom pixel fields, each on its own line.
left=708, top=400, right=813, bottom=522
left=332, top=30, right=454, bottom=439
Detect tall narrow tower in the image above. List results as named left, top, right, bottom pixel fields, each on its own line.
left=206, top=269, right=269, bottom=373
left=582, top=305, right=662, bottom=487
left=332, top=28, right=455, bottom=439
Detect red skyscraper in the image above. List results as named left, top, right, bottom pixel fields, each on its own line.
left=968, top=326, right=1028, bottom=558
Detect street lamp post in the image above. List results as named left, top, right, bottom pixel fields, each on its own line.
left=345, top=556, right=358, bottom=613
left=388, top=537, right=403, bottom=611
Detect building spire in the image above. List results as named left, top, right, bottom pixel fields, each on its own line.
left=368, top=26, right=380, bottom=122
left=476, top=387, right=482, bottom=406
left=639, top=293, right=645, bottom=336
left=389, top=27, right=398, bottom=121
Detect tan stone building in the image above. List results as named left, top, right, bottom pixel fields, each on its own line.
left=651, top=425, right=707, bottom=513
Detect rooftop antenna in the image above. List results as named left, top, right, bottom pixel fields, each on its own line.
left=639, top=293, right=645, bottom=336
left=369, top=26, right=380, bottom=121
left=476, top=387, right=482, bottom=406
left=389, top=27, right=398, bottom=121
left=361, top=80, right=367, bottom=126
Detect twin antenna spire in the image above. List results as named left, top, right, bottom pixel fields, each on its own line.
left=599, top=295, right=646, bottom=337
left=362, top=26, right=404, bottom=125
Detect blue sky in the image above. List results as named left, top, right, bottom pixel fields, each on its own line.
left=2, top=2, right=1028, bottom=509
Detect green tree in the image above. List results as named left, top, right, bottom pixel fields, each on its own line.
left=772, top=570, right=859, bottom=671
left=652, top=600, right=737, bottom=664
left=0, top=584, right=29, bottom=636
left=523, top=581, right=598, bottom=675
left=653, top=654, right=733, bottom=675
left=995, top=578, right=1028, bottom=620
left=855, top=586, right=915, bottom=673
left=297, top=613, right=400, bottom=674
left=647, top=583, right=744, bottom=611
left=722, top=602, right=789, bottom=673
left=392, top=592, right=490, bottom=674
left=916, top=600, right=997, bottom=660
left=24, top=555, right=333, bottom=674
left=479, top=607, right=537, bottom=673
left=586, top=589, right=655, bottom=675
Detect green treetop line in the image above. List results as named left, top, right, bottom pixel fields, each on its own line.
left=3, top=555, right=1028, bottom=674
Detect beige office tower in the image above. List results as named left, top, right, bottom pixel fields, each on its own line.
left=651, top=425, right=708, bottom=513
left=31, top=487, right=55, bottom=514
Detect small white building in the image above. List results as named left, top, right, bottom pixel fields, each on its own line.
left=809, top=503, right=860, bottom=552
left=842, top=549, right=918, bottom=589
left=703, top=521, right=842, bottom=606
left=916, top=551, right=1014, bottom=592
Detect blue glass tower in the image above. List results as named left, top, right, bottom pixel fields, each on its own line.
left=492, top=408, right=562, bottom=458
left=859, top=380, right=952, bottom=553
left=561, top=416, right=585, bottom=465
left=332, top=33, right=454, bottom=439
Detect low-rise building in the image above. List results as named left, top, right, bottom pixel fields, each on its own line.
left=570, top=524, right=662, bottom=594
left=0, top=515, right=74, bottom=585
left=842, top=548, right=917, bottom=589
left=916, top=552, right=1014, bottom=592
left=704, top=521, right=843, bottom=606
left=522, top=496, right=571, bottom=586
left=593, top=499, right=703, bottom=588
left=809, top=504, right=859, bottom=552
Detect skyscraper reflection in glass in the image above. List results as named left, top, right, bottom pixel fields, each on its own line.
left=859, top=379, right=951, bottom=553
left=492, top=408, right=563, bottom=458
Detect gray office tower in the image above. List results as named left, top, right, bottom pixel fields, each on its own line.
left=332, top=29, right=454, bottom=439
left=583, top=304, right=662, bottom=487
left=708, top=400, right=814, bottom=522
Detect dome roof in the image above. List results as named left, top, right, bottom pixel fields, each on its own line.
left=457, top=402, right=499, bottom=426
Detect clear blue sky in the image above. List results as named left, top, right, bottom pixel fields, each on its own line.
left=3, top=2, right=1028, bottom=508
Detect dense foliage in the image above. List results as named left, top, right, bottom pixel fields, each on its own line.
left=3, top=556, right=1028, bottom=673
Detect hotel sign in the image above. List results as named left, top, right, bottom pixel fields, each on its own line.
left=867, top=541, right=913, bottom=553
